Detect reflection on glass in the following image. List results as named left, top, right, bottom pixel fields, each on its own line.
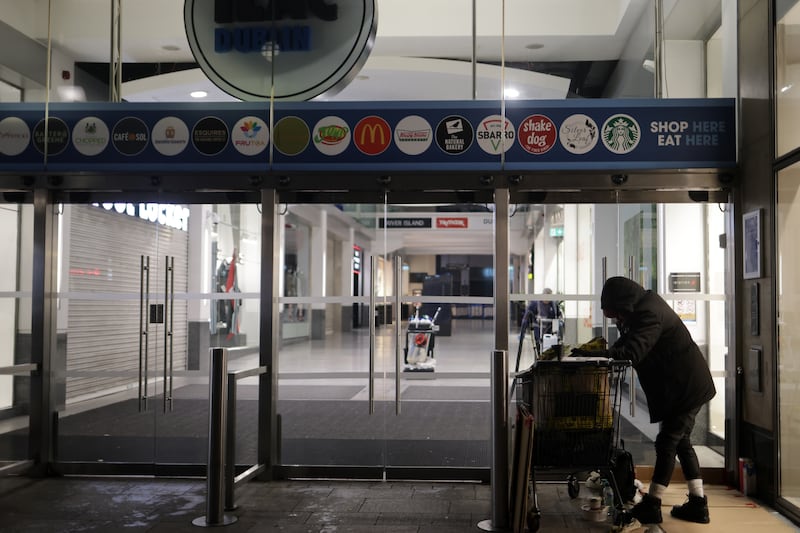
left=778, top=163, right=800, bottom=506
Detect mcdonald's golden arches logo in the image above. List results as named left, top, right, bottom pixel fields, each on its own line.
left=354, top=116, right=391, bottom=155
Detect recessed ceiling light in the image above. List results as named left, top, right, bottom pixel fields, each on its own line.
left=356, top=75, right=369, bottom=80
left=525, top=43, right=544, bottom=50
left=162, top=45, right=181, bottom=52
left=190, top=90, right=208, bottom=98
left=504, top=88, right=520, bottom=98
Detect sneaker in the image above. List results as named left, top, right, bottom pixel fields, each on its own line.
left=629, top=493, right=663, bottom=524
left=670, top=494, right=710, bottom=524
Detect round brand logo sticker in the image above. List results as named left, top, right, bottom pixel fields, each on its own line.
left=559, top=114, right=598, bottom=155
left=394, top=115, right=432, bottom=156
left=112, top=117, right=149, bottom=156
left=32, top=117, right=70, bottom=156
left=273, top=116, right=310, bottom=156
left=152, top=117, right=190, bottom=156
left=192, top=116, right=229, bottom=156
left=601, top=114, right=641, bottom=154
left=353, top=116, right=391, bottom=156
left=0, top=117, right=31, bottom=156
left=232, top=116, right=269, bottom=156
left=72, top=117, right=109, bottom=156
left=435, top=115, right=474, bottom=155
left=312, top=116, right=350, bottom=156
left=476, top=114, right=515, bottom=155
left=517, top=114, right=556, bottom=155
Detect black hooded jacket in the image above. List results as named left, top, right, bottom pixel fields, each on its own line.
left=600, top=276, right=716, bottom=423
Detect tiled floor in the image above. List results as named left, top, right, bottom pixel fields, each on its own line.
left=0, top=476, right=796, bottom=532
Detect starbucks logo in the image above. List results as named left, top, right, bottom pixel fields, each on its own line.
left=601, top=114, right=640, bottom=154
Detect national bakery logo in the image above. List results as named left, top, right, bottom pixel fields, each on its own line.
left=0, top=117, right=31, bottom=156
left=184, top=0, right=376, bottom=101
left=394, top=115, right=432, bottom=156
left=601, top=114, right=641, bottom=154
left=152, top=117, right=190, bottom=156
left=72, top=117, right=109, bottom=156
left=313, top=116, right=350, bottom=156
left=435, top=115, right=473, bottom=155
left=232, top=116, right=269, bottom=156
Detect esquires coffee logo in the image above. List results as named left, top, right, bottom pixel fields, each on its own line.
left=185, top=0, right=377, bottom=101
left=192, top=117, right=229, bottom=156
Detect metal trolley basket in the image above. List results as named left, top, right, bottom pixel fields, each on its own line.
left=512, top=357, right=630, bottom=530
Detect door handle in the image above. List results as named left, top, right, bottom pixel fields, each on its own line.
left=368, top=255, right=376, bottom=415
left=163, top=255, right=175, bottom=412
left=394, top=256, right=402, bottom=415
left=139, top=255, right=150, bottom=411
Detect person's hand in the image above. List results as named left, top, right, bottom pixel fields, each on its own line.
left=570, top=348, right=608, bottom=358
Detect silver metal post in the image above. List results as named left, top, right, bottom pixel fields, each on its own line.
left=193, top=348, right=237, bottom=527
left=601, top=256, right=608, bottom=342
left=394, top=256, right=402, bottom=415
left=478, top=350, right=509, bottom=531
left=369, top=255, right=376, bottom=414
left=225, top=371, right=237, bottom=511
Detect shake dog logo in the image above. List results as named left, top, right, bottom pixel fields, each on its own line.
left=312, top=116, right=350, bottom=156
left=394, top=115, right=432, bottom=156
left=152, top=117, right=190, bottom=156
left=184, top=0, right=377, bottom=101
left=518, top=114, right=556, bottom=155
left=0, top=117, right=31, bottom=156
left=435, top=115, right=473, bottom=155
left=232, top=116, right=269, bottom=156
left=601, top=114, right=641, bottom=154
left=72, top=117, right=109, bottom=156
left=559, top=114, right=598, bottom=155
left=476, top=114, right=515, bottom=155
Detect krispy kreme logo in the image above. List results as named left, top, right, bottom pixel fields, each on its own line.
left=436, top=217, right=468, bottom=229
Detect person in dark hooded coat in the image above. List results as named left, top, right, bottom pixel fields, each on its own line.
left=578, top=276, right=716, bottom=525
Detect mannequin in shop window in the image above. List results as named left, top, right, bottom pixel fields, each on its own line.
left=216, top=248, right=241, bottom=340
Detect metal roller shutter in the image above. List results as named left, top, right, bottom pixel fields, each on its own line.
left=66, top=205, right=189, bottom=402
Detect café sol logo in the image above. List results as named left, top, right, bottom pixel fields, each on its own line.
left=184, top=0, right=377, bottom=101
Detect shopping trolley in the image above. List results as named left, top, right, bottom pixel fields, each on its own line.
left=511, top=357, right=630, bottom=532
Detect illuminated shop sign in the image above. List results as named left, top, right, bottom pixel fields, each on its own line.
left=352, top=245, right=361, bottom=274
left=93, top=203, right=190, bottom=232
left=184, top=0, right=377, bottom=101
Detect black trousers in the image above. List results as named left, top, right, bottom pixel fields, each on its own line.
left=651, top=405, right=703, bottom=487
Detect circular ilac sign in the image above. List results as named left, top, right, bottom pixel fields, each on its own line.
left=185, top=0, right=377, bottom=101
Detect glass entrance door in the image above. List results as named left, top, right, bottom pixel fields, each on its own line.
left=510, top=201, right=728, bottom=473
left=276, top=199, right=496, bottom=478
left=55, top=199, right=262, bottom=473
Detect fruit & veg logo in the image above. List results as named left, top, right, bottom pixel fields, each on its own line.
left=313, top=116, right=350, bottom=156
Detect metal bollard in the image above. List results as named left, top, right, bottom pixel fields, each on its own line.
left=193, top=348, right=237, bottom=527
left=477, top=350, right=510, bottom=531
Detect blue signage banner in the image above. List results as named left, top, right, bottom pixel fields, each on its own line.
left=0, top=99, right=735, bottom=174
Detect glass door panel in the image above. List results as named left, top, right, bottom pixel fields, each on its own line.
left=276, top=204, right=386, bottom=469
left=0, top=198, right=34, bottom=468
left=55, top=199, right=260, bottom=471
left=511, top=201, right=727, bottom=471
